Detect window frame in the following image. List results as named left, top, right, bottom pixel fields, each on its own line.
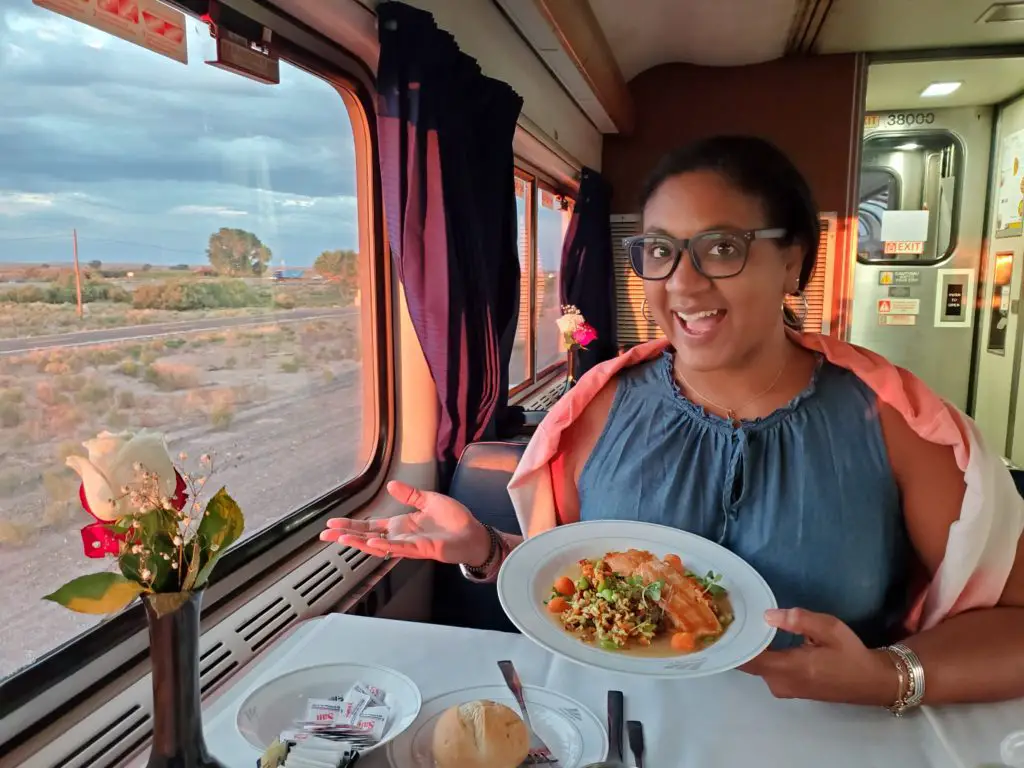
left=509, top=167, right=574, bottom=395
left=855, top=130, right=964, bottom=266
left=510, top=167, right=537, bottom=396
left=0, top=0, right=394, bottom=746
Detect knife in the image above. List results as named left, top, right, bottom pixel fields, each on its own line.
left=626, top=720, right=645, bottom=768
left=607, top=690, right=624, bottom=762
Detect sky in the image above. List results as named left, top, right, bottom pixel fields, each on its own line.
left=0, top=1, right=566, bottom=271
left=0, top=2, right=359, bottom=268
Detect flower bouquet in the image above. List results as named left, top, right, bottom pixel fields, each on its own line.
left=45, top=430, right=243, bottom=768
left=555, top=305, right=598, bottom=391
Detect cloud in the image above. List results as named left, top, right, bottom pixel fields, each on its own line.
left=0, top=4, right=360, bottom=267
left=0, top=191, right=56, bottom=216
left=170, top=205, right=249, bottom=217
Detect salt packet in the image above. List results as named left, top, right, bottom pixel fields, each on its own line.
left=280, top=730, right=349, bottom=745
left=336, top=691, right=373, bottom=724
left=343, top=681, right=386, bottom=707
left=303, top=698, right=345, bottom=726
left=285, top=704, right=388, bottom=743
left=347, top=706, right=389, bottom=741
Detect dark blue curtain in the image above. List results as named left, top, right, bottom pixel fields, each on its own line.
left=376, top=1, right=524, bottom=482
left=560, top=167, right=616, bottom=376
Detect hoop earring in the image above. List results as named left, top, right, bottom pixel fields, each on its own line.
left=642, top=299, right=653, bottom=322
left=787, top=291, right=809, bottom=326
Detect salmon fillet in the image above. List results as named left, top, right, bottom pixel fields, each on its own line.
left=604, top=549, right=722, bottom=638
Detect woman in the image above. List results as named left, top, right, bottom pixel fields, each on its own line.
left=322, top=136, right=1024, bottom=710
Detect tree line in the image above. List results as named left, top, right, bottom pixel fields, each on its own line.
left=205, top=228, right=357, bottom=285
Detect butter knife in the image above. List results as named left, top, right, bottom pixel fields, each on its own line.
left=607, top=690, right=624, bottom=762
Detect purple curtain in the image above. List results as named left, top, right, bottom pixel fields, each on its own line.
left=376, top=2, right=524, bottom=481
left=560, top=167, right=616, bottom=376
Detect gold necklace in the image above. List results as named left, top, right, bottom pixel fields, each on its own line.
left=674, top=360, right=787, bottom=427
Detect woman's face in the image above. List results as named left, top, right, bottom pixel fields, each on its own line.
left=641, top=169, right=804, bottom=372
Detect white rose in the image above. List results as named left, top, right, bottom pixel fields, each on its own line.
left=556, top=313, right=583, bottom=335
left=65, top=430, right=178, bottom=521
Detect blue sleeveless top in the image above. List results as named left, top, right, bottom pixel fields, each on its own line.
left=577, top=351, right=911, bottom=649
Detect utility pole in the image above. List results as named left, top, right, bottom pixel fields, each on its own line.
left=72, top=228, right=83, bottom=319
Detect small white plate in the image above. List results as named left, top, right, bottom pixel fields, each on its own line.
left=497, top=520, right=778, bottom=678
left=386, top=684, right=607, bottom=768
left=236, top=661, right=421, bottom=755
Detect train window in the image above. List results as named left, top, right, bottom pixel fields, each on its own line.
left=0, top=3, right=381, bottom=684
left=857, top=132, right=963, bottom=265
left=510, top=172, right=574, bottom=392
left=535, top=185, right=573, bottom=375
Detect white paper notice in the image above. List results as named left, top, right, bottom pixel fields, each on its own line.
left=996, top=129, right=1024, bottom=233
left=33, top=0, right=188, bottom=65
left=880, top=210, right=930, bottom=244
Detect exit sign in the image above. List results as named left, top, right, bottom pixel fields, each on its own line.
left=884, top=241, right=924, bottom=255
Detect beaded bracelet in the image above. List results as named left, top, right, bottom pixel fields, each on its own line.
left=885, top=643, right=926, bottom=716
left=458, top=525, right=507, bottom=584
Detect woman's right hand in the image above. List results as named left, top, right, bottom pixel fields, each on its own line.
left=319, top=480, right=492, bottom=566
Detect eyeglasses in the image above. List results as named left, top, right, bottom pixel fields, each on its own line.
left=622, top=227, right=787, bottom=281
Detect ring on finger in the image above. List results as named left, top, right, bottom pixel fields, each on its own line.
left=383, top=540, right=392, bottom=561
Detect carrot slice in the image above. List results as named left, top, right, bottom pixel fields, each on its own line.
left=553, top=576, right=575, bottom=596
left=671, top=632, right=697, bottom=652
left=548, top=597, right=569, bottom=613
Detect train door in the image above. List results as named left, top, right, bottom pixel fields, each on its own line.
left=848, top=106, right=992, bottom=410
left=969, top=58, right=1024, bottom=462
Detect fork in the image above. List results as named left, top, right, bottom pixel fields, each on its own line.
left=497, top=660, right=559, bottom=765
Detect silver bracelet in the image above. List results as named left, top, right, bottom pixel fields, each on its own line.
left=458, top=525, right=506, bottom=584
left=885, top=643, right=926, bottom=716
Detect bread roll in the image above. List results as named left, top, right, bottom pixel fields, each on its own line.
left=431, top=699, right=530, bottom=768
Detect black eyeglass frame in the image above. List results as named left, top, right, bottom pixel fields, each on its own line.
left=622, top=227, right=788, bottom=281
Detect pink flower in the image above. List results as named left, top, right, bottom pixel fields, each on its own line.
left=571, top=322, right=597, bottom=347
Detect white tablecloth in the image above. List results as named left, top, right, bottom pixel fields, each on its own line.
left=200, top=614, right=1021, bottom=768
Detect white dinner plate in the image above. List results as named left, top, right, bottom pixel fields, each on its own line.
left=497, top=520, right=778, bottom=678
left=386, top=684, right=607, bottom=768
left=236, top=661, right=421, bottom=755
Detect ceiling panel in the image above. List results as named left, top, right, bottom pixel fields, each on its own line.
left=818, top=0, right=1024, bottom=54
left=866, top=57, right=1024, bottom=110
left=587, top=0, right=798, bottom=79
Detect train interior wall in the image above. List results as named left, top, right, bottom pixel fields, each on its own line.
left=601, top=55, right=864, bottom=334
left=974, top=88, right=1024, bottom=462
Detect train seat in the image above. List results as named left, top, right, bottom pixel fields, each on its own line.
left=430, top=441, right=526, bottom=632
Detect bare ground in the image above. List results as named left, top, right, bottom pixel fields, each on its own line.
left=0, top=312, right=367, bottom=680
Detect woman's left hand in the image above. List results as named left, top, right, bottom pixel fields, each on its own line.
left=738, top=608, right=900, bottom=706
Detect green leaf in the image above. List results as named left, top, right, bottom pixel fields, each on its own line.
left=198, top=487, right=244, bottom=552
left=43, top=572, right=143, bottom=615
left=193, top=488, right=244, bottom=588
left=118, top=509, right=178, bottom=592
left=645, top=580, right=664, bottom=602
left=112, top=517, right=134, bottom=534
left=180, top=537, right=202, bottom=592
